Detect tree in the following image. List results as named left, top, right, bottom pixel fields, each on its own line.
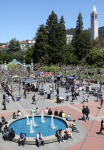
left=56, top=16, right=67, bottom=63
left=33, top=24, right=48, bottom=64
left=24, top=45, right=34, bottom=64
left=75, top=12, right=83, bottom=36
left=86, top=49, right=104, bottom=67
left=13, top=50, right=26, bottom=63
left=46, top=11, right=59, bottom=64
left=8, top=38, right=20, bottom=54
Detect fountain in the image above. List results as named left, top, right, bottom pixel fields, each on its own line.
left=26, top=115, right=30, bottom=125
left=32, top=113, right=37, bottom=126
left=51, top=115, right=55, bottom=129
left=29, top=120, right=34, bottom=133
left=41, top=110, right=45, bottom=123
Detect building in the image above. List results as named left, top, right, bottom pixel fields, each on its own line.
left=0, top=45, right=5, bottom=50
left=91, top=4, right=98, bottom=40
left=20, top=39, right=35, bottom=51
left=66, top=35, right=73, bottom=44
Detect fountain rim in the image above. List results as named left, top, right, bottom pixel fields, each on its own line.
left=8, top=115, right=68, bottom=145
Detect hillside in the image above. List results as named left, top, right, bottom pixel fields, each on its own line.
left=66, top=26, right=104, bottom=38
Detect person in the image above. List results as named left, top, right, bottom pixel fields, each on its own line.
left=36, top=132, right=45, bottom=148
left=13, top=112, right=17, bottom=119
left=72, top=92, right=75, bottom=102
left=0, top=121, right=2, bottom=133
left=59, top=110, right=63, bottom=117
left=31, top=108, right=35, bottom=114
left=100, top=97, right=103, bottom=109
left=3, top=129, right=9, bottom=141
left=2, top=99, right=7, bottom=110
left=54, top=109, right=58, bottom=116
left=48, top=108, right=52, bottom=115
left=24, top=90, right=27, bottom=98
left=100, top=119, right=104, bottom=134
left=70, top=120, right=79, bottom=133
left=45, top=107, right=48, bottom=114
left=66, top=91, right=69, bottom=101
left=83, top=93, right=85, bottom=103
left=1, top=116, right=8, bottom=125
left=62, top=110, right=65, bottom=118
left=74, top=91, right=77, bottom=100
left=86, top=106, right=90, bottom=121
left=36, top=107, right=40, bottom=115
left=32, top=94, right=36, bottom=105
left=57, top=86, right=59, bottom=96
left=65, top=124, right=74, bottom=139
left=66, top=113, right=72, bottom=121
left=18, top=133, right=25, bottom=146
left=17, top=110, right=22, bottom=117
left=97, top=93, right=100, bottom=101
left=50, top=87, right=52, bottom=95
left=82, top=105, right=86, bottom=122
left=58, top=129, right=66, bottom=143
left=9, top=128, right=15, bottom=141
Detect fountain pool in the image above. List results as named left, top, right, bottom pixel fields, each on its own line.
left=9, top=116, right=66, bottom=137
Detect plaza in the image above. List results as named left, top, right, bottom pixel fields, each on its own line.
left=0, top=79, right=104, bottom=150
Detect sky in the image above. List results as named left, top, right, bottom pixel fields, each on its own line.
left=0, top=0, right=104, bottom=43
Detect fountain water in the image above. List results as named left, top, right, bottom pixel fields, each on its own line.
left=32, top=113, right=37, bottom=126
left=41, top=110, right=45, bottom=123
left=29, top=120, right=34, bottom=133
left=51, top=115, right=55, bottom=129
left=26, top=115, right=30, bottom=125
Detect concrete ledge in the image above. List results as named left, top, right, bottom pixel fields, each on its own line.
left=8, top=115, right=68, bottom=145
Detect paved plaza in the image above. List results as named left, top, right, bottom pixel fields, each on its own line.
left=0, top=81, right=104, bottom=150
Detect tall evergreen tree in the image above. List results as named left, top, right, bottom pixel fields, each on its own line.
left=56, top=16, right=67, bottom=63
left=33, top=24, right=48, bottom=64
left=75, top=12, right=83, bottom=36
left=46, top=11, right=59, bottom=64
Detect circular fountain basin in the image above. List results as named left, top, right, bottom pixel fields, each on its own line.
left=8, top=115, right=68, bottom=144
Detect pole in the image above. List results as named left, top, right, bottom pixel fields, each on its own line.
left=11, top=74, right=12, bottom=95
left=19, top=74, right=20, bottom=97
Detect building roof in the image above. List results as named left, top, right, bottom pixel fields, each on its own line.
left=0, top=45, right=5, bottom=49
left=5, top=44, right=9, bottom=46
left=8, top=59, right=23, bottom=65
left=92, top=4, right=97, bottom=13
left=20, top=40, right=27, bottom=44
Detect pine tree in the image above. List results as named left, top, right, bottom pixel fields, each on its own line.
left=46, top=11, right=59, bottom=64
left=56, top=16, right=67, bottom=63
left=33, top=24, right=48, bottom=64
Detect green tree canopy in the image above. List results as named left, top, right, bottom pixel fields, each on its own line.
left=8, top=38, right=20, bottom=54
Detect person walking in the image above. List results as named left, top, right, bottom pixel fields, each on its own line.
left=100, top=119, right=104, bottom=134
left=32, top=94, right=36, bottom=105
left=82, top=105, right=86, bottom=122
left=66, top=91, right=69, bottom=101
left=100, top=97, right=103, bottom=109
left=24, top=90, right=27, bottom=98
left=86, top=106, right=90, bottom=121
left=2, top=99, right=7, bottom=110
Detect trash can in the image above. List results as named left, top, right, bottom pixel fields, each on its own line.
left=17, top=95, right=20, bottom=101
left=8, top=96, right=12, bottom=103
left=5, top=94, right=8, bottom=102
left=3, top=94, right=5, bottom=99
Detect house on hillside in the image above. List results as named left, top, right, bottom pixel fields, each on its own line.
left=20, top=39, right=35, bottom=51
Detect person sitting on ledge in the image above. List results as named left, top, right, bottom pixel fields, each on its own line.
left=48, top=108, right=52, bottom=115
left=54, top=109, right=58, bottom=116
left=45, top=107, right=48, bottom=114
left=58, top=129, right=66, bottom=143
left=31, top=108, right=35, bottom=115
left=9, top=128, right=15, bottom=141
left=36, top=107, right=40, bottom=115
left=66, top=113, right=73, bottom=121
left=69, top=120, right=79, bottom=133
left=1, top=116, right=8, bottom=125
left=65, top=124, right=74, bottom=140
left=18, top=133, right=26, bottom=146
left=13, top=112, right=17, bottom=119
left=62, top=110, right=65, bottom=118
left=59, top=110, right=63, bottom=117
left=36, top=132, right=45, bottom=148
left=17, top=110, right=22, bottom=118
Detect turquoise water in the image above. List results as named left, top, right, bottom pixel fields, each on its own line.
left=9, top=116, right=66, bottom=137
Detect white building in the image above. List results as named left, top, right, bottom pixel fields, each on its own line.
left=66, top=35, right=73, bottom=44
left=91, top=4, right=98, bottom=40
left=20, top=39, right=35, bottom=51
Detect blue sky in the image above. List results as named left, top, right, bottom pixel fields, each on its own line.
left=0, top=0, right=104, bottom=43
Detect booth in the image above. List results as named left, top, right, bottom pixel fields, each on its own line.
left=67, top=76, right=75, bottom=85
